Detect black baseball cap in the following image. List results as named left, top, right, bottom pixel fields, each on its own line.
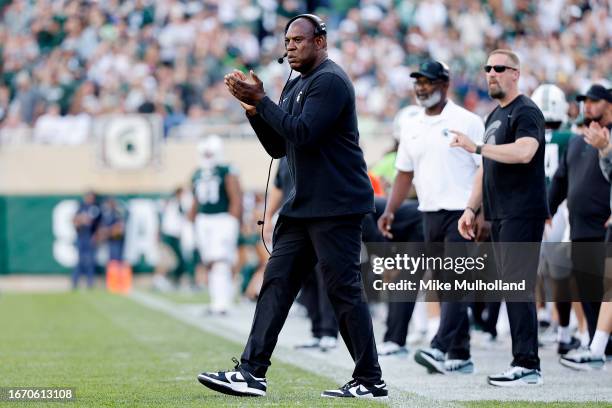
left=410, top=61, right=450, bottom=81
left=576, top=84, right=612, bottom=103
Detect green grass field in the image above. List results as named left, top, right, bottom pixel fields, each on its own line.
left=0, top=292, right=376, bottom=407
left=0, top=292, right=608, bottom=407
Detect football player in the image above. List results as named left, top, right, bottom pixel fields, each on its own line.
left=190, top=135, right=242, bottom=314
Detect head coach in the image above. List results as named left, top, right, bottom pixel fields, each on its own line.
left=196, top=14, right=387, bottom=400
left=450, top=49, right=548, bottom=387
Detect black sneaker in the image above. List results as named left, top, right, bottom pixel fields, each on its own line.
left=557, top=336, right=581, bottom=355
left=321, top=379, right=388, bottom=399
left=487, top=366, right=543, bottom=387
left=414, top=347, right=445, bottom=374
left=197, top=358, right=267, bottom=397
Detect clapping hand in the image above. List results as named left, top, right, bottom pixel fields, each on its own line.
left=583, top=121, right=611, bottom=151
left=224, top=69, right=265, bottom=110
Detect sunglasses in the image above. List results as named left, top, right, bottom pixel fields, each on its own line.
left=484, top=65, right=518, bottom=73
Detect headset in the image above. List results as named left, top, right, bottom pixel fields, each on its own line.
left=285, top=13, right=327, bottom=36
left=277, top=14, right=327, bottom=64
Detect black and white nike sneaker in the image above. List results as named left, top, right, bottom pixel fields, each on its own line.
left=414, top=347, right=445, bottom=374
left=321, top=379, right=388, bottom=399
left=197, top=358, right=267, bottom=397
left=378, top=341, right=409, bottom=357
left=444, top=358, right=475, bottom=374
left=487, top=366, right=543, bottom=387
left=559, top=349, right=606, bottom=371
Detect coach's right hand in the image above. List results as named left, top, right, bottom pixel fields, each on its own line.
left=224, top=69, right=265, bottom=107
left=458, top=209, right=476, bottom=240
left=377, top=212, right=395, bottom=239
left=224, top=70, right=257, bottom=115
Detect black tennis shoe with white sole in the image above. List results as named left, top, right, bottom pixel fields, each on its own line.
left=487, top=366, right=543, bottom=387
left=414, top=347, right=445, bottom=374
left=197, top=358, right=267, bottom=397
left=321, top=379, right=388, bottom=399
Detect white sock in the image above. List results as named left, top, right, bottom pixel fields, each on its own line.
left=410, top=301, right=428, bottom=333
left=578, top=330, right=590, bottom=347
left=538, top=305, right=551, bottom=323
left=427, top=317, right=440, bottom=336
left=209, top=262, right=234, bottom=311
left=590, top=330, right=609, bottom=357
left=557, top=325, right=571, bottom=344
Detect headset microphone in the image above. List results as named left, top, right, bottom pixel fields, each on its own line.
left=277, top=52, right=288, bottom=64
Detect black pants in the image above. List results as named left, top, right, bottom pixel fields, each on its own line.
left=384, top=301, right=416, bottom=346
left=378, top=200, right=423, bottom=346
left=472, top=302, right=501, bottom=338
left=241, top=215, right=382, bottom=385
left=422, top=210, right=472, bottom=360
left=490, top=217, right=545, bottom=370
left=571, top=237, right=605, bottom=342
left=297, top=265, right=339, bottom=338
left=383, top=210, right=471, bottom=356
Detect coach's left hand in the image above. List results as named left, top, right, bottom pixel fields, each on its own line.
left=449, top=130, right=476, bottom=153
left=225, top=70, right=266, bottom=106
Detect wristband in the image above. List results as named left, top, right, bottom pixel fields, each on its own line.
left=475, top=144, right=483, bottom=155
left=466, top=206, right=478, bottom=215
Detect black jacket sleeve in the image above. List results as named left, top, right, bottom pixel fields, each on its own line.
left=247, top=113, right=286, bottom=158
left=255, top=73, right=349, bottom=148
left=548, top=143, right=569, bottom=216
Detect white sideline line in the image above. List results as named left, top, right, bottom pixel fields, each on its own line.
left=130, top=291, right=612, bottom=404
left=130, top=290, right=460, bottom=408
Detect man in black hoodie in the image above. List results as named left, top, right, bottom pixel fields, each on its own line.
left=196, top=15, right=387, bottom=400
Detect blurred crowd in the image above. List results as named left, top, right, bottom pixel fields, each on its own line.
left=0, top=0, right=610, bottom=142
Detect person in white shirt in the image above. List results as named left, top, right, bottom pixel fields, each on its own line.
left=378, top=60, right=485, bottom=374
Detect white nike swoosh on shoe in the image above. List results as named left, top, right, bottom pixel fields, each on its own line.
left=199, top=374, right=266, bottom=396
